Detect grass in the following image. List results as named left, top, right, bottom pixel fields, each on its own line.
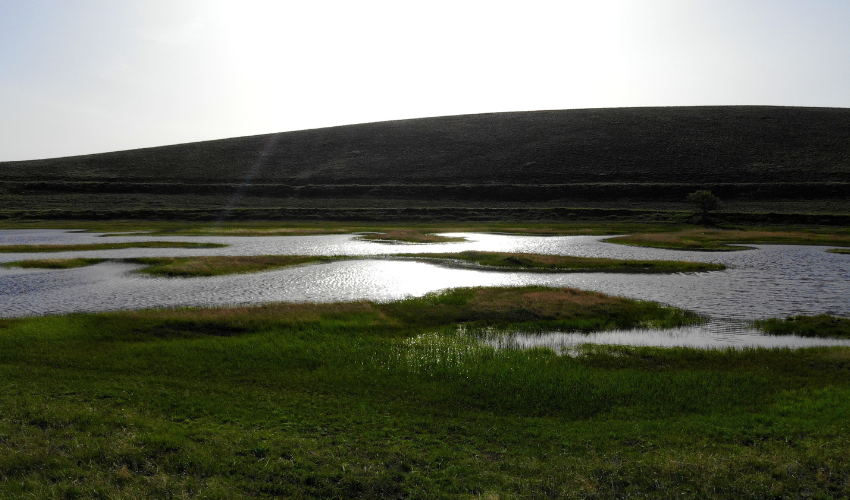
left=357, top=229, right=467, bottom=243
left=127, top=255, right=342, bottom=277
left=0, top=288, right=848, bottom=498
left=3, top=257, right=105, bottom=269
left=605, top=228, right=850, bottom=251
left=755, top=315, right=850, bottom=339
left=5, top=252, right=725, bottom=277
left=828, top=248, right=850, bottom=254
left=0, top=241, right=227, bottom=253
left=404, top=251, right=726, bottom=273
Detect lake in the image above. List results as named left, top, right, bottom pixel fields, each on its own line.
left=2, top=229, right=848, bottom=349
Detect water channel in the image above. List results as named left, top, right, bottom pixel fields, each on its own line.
left=1, top=229, right=848, bottom=349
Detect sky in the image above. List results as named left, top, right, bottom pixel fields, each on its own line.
left=1, top=0, right=849, bottom=161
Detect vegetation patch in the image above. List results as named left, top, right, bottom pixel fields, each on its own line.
left=406, top=250, right=725, bottom=273
left=0, top=241, right=227, bottom=253
left=828, top=248, right=850, bottom=254
left=4, top=257, right=106, bottom=269
left=127, top=255, right=342, bottom=277
left=356, top=229, right=467, bottom=243
left=755, top=315, right=850, bottom=339
left=606, top=228, right=850, bottom=251
left=0, top=290, right=847, bottom=497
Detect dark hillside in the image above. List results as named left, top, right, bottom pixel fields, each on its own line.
left=2, top=106, right=849, bottom=221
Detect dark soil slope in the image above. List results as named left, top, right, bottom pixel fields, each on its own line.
left=2, top=106, right=849, bottom=221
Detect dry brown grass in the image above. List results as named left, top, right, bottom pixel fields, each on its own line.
left=471, top=287, right=624, bottom=317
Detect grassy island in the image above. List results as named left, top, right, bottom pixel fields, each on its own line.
left=5, top=252, right=725, bottom=277
left=605, top=228, right=850, bottom=251
left=3, top=257, right=106, bottom=269
left=127, top=255, right=341, bottom=277
left=405, top=251, right=725, bottom=273
left=755, top=315, right=850, bottom=339
left=0, top=241, right=226, bottom=253
left=356, top=230, right=467, bottom=243
left=0, top=288, right=848, bottom=498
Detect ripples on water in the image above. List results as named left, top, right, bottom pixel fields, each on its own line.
left=482, top=320, right=850, bottom=351
left=1, top=229, right=848, bottom=349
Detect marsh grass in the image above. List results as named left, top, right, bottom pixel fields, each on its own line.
left=406, top=250, right=726, bottom=273
left=755, top=315, right=850, bottom=339
left=606, top=228, right=850, bottom=251
left=0, top=241, right=227, bottom=253
left=6, top=251, right=724, bottom=277
left=356, top=229, right=468, bottom=243
left=0, top=288, right=847, bottom=497
left=127, top=255, right=343, bottom=277
left=4, top=257, right=105, bottom=269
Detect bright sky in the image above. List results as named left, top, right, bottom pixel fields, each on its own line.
left=1, top=0, right=849, bottom=161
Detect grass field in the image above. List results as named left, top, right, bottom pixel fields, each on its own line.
left=0, top=289, right=848, bottom=498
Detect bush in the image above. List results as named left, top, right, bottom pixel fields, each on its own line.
left=688, top=190, right=721, bottom=215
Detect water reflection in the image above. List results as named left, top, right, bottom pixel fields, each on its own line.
left=482, top=319, right=850, bottom=351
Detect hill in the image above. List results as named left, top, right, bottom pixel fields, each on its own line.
left=2, top=106, right=849, bottom=222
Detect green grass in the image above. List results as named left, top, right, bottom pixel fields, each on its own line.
left=0, top=241, right=227, bottom=253
left=3, top=257, right=105, bottom=269
left=0, top=289, right=848, bottom=498
left=828, top=248, right=850, bottom=254
left=406, top=251, right=726, bottom=273
left=755, top=315, right=850, bottom=339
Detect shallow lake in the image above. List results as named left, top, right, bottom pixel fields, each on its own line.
left=1, top=229, right=848, bottom=349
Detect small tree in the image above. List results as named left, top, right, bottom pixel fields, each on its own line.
left=688, top=190, right=721, bottom=216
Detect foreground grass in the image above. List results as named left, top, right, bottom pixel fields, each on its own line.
left=0, top=289, right=848, bottom=498
left=5, top=252, right=725, bottom=277
left=0, top=241, right=227, bottom=253
left=606, top=228, right=850, bottom=251
left=755, top=315, right=850, bottom=339
left=407, top=251, right=726, bottom=273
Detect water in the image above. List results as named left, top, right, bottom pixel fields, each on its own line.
left=483, top=319, right=850, bottom=351
left=1, top=229, right=848, bottom=349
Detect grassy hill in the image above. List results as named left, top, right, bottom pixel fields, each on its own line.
left=2, top=106, right=849, bottom=222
